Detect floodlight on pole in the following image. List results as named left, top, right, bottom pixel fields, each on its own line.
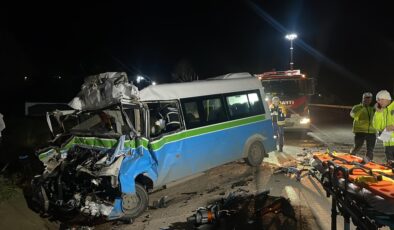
left=136, top=75, right=145, bottom=83
left=285, top=33, right=297, bottom=70
left=136, top=75, right=157, bottom=86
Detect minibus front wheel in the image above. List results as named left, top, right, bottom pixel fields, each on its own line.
left=122, top=183, right=149, bottom=220
left=245, top=141, right=265, bottom=167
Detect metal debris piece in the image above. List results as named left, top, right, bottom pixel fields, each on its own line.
left=273, top=166, right=309, bottom=181
left=152, top=196, right=169, bottom=209
left=185, top=189, right=297, bottom=228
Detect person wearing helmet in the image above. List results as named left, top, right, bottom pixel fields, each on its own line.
left=270, top=96, right=286, bottom=152
left=349, top=92, right=376, bottom=160
left=373, top=90, right=394, bottom=163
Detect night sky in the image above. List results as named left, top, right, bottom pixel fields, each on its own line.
left=1, top=1, right=394, bottom=115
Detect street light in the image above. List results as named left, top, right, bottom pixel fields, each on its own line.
left=285, top=33, right=298, bottom=70
left=135, top=75, right=157, bottom=86
left=136, top=75, right=145, bottom=83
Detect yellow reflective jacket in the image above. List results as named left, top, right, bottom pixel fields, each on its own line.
left=270, top=104, right=287, bottom=126
left=372, top=101, right=394, bottom=146
left=350, top=104, right=376, bottom=134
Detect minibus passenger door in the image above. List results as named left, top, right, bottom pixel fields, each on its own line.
left=145, top=101, right=190, bottom=185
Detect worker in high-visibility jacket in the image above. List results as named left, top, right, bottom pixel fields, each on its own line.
left=270, top=97, right=286, bottom=152
left=372, top=90, right=394, bottom=163
left=349, top=92, right=376, bottom=160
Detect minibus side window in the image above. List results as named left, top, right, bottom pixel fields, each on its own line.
left=226, top=94, right=251, bottom=118
left=183, top=101, right=201, bottom=129
left=202, top=98, right=227, bottom=123
left=148, top=101, right=182, bottom=138
left=247, top=93, right=264, bottom=114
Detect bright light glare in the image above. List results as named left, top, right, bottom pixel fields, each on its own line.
left=248, top=93, right=259, bottom=104
left=228, top=94, right=248, bottom=105
left=285, top=33, right=298, bottom=40
left=265, top=97, right=269, bottom=101
left=136, top=75, right=145, bottom=83
left=300, top=117, right=310, bottom=124
left=152, top=81, right=157, bottom=85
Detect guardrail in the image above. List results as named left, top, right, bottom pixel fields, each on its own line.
left=309, top=103, right=353, bottom=124
left=310, top=103, right=352, bottom=109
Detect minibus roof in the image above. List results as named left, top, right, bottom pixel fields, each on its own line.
left=139, top=73, right=263, bottom=101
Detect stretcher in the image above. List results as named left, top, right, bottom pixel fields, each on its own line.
left=310, top=151, right=394, bottom=230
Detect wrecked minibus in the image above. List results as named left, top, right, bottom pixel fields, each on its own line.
left=30, top=72, right=276, bottom=222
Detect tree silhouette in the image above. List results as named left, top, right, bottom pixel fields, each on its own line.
left=171, top=59, right=199, bottom=82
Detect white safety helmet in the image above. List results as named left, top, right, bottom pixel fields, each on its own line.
left=272, top=96, right=280, bottom=102
left=376, top=90, right=392, bottom=101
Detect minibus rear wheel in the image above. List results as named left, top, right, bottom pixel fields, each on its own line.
left=245, top=141, right=264, bottom=167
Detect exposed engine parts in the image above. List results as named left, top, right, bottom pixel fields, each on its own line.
left=80, top=196, right=113, bottom=217
left=31, top=145, right=123, bottom=219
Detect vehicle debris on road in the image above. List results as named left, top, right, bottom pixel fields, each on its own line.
left=184, top=189, right=296, bottom=229
left=273, top=166, right=309, bottom=181
left=151, top=196, right=170, bottom=209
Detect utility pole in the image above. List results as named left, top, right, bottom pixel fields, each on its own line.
left=285, top=33, right=298, bottom=70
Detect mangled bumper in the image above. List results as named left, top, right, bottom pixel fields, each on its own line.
left=31, top=145, right=130, bottom=220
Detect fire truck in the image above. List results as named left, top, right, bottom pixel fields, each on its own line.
left=255, top=70, right=315, bottom=130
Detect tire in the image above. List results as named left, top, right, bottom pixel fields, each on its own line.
left=245, top=141, right=265, bottom=167
left=123, top=183, right=149, bottom=220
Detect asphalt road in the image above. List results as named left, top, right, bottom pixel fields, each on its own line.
left=308, top=106, right=386, bottom=163
left=108, top=136, right=322, bottom=230
left=1, top=107, right=390, bottom=230
left=113, top=107, right=389, bottom=230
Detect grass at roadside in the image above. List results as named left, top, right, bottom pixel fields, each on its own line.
left=0, top=175, right=18, bottom=203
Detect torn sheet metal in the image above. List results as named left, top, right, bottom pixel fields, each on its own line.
left=106, top=135, right=127, bottom=165
left=69, top=72, right=139, bottom=111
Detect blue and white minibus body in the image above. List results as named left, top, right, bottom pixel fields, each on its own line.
left=31, top=72, right=275, bottom=221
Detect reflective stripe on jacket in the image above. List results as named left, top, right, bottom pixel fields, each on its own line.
left=270, top=104, right=286, bottom=126
left=373, top=101, right=394, bottom=146
left=350, top=104, right=376, bottom=134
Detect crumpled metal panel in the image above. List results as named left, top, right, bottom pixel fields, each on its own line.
left=69, top=72, right=139, bottom=111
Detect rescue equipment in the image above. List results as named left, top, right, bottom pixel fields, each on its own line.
left=310, top=151, right=394, bottom=229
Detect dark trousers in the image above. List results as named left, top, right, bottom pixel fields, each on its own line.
left=385, top=146, right=394, bottom=162
left=350, top=132, right=376, bottom=160
left=273, top=123, right=284, bottom=151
